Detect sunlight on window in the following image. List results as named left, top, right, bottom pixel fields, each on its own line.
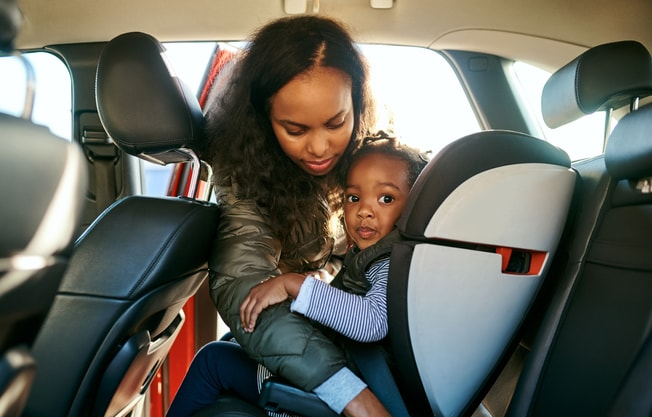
left=148, top=43, right=480, bottom=194
left=0, top=52, right=72, bottom=140
left=0, top=55, right=28, bottom=116
left=0, top=42, right=479, bottom=195
left=360, top=45, right=480, bottom=155
left=164, top=43, right=480, bottom=157
left=164, top=42, right=216, bottom=96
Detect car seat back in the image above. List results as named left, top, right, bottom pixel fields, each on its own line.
left=388, top=130, right=576, bottom=417
left=505, top=40, right=652, bottom=417
left=22, top=32, right=219, bottom=417
left=0, top=3, right=87, bottom=416
left=0, top=113, right=86, bottom=417
left=0, top=117, right=87, bottom=351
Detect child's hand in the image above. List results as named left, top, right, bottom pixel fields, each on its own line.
left=240, top=273, right=305, bottom=332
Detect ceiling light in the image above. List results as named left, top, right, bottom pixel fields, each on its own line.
left=284, top=0, right=307, bottom=14
left=370, top=0, right=393, bottom=9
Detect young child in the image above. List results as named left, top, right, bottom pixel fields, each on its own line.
left=241, top=133, right=428, bottom=340
left=166, top=134, right=428, bottom=417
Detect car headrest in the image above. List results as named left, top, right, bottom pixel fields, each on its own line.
left=604, top=103, right=652, bottom=181
left=95, top=32, right=205, bottom=163
left=1, top=114, right=87, bottom=258
left=0, top=0, right=21, bottom=53
left=541, top=40, right=652, bottom=128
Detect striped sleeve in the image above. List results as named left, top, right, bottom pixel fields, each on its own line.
left=299, top=257, right=389, bottom=343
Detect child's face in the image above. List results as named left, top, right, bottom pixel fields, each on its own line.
left=344, top=153, right=411, bottom=250
left=269, top=66, right=354, bottom=177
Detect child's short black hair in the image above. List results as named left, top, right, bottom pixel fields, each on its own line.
left=348, top=130, right=429, bottom=188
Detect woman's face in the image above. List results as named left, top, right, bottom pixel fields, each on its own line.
left=269, top=66, right=354, bottom=176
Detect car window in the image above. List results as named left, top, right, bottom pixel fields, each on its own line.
left=0, top=51, right=72, bottom=140
left=147, top=42, right=480, bottom=195
left=0, top=44, right=479, bottom=196
left=165, top=42, right=479, bottom=155
left=512, top=61, right=609, bottom=161
left=359, top=44, right=480, bottom=155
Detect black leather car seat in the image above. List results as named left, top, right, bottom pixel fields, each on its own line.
left=0, top=113, right=86, bottom=417
left=21, top=32, right=219, bottom=417
left=504, top=40, right=652, bottom=417
left=0, top=98, right=87, bottom=417
left=0, top=2, right=87, bottom=416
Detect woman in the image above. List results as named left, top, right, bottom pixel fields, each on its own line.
left=204, top=14, right=389, bottom=417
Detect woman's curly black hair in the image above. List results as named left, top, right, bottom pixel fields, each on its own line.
left=205, top=15, right=376, bottom=257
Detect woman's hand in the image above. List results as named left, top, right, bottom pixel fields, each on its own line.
left=240, top=273, right=306, bottom=332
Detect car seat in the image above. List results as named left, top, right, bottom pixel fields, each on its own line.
left=0, top=113, right=87, bottom=417
left=20, top=32, right=219, bottom=417
left=0, top=2, right=87, bottom=416
left=197, top=129, right=576, bottom=417
left=384, top=130, right=576, bottom=417
left=503, top=40, right=652, bottom=417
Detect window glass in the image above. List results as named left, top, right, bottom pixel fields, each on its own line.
left=0, top=51, right=72, bottom=140
left=360, top=44, right=480, bottom=155
left=0, top=44, right=478, bottom=195
left=513, top=61, right=608, bottom=161
left=164, top=42, right=217, bottom=95
left=145, top=42, right=479, bottom=195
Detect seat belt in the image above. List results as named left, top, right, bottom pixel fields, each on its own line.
left=93, top=157, right=117, bottom=214
left=81, top=125, right=118, bottom=215
left=345, top=341, right=411, bottom=417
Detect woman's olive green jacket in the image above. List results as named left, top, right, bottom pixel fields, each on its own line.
left=208, top=183, right=347, bottom=391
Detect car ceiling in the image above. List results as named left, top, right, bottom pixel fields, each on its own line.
left=14, top=0, right=652, bottom=73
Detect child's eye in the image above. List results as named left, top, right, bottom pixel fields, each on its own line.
left=379, top=195, right=395, bottom=204
left=346, top=194, right=359, bottom=203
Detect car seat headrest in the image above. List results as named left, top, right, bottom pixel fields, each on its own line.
left=95, top=32, right=205, bottom=163
left=0, top=0, right=21, bottom=53
left=541, top=40, right=652, bottom=128
left=397, top=130, right=570, bottom=237
left=604, top=103, right=652, bottom=181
